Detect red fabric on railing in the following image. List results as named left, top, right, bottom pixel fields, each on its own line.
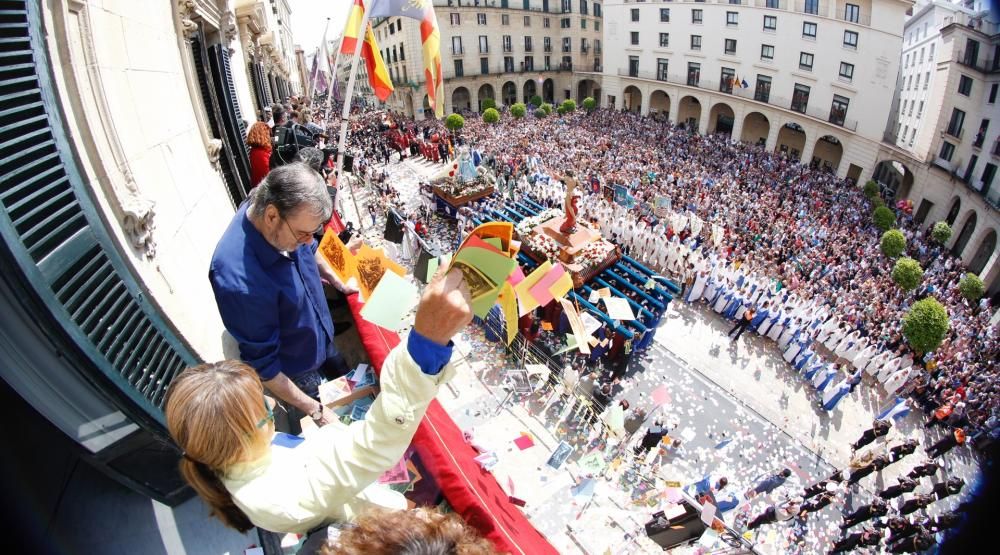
left=345, top=293, right=558, bottom=555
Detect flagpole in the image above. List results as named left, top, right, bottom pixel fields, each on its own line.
left=325, top=24, right=345, bottom=123
left=306, top=46, right=320, bottom=102
left=335, top=0, right=375, bottom=230
left=308, top=18, right=331, bottom=110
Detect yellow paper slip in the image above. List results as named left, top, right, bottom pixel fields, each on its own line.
left=513, top=261, right=552, bottom=316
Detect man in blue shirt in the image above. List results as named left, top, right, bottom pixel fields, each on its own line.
left=210, top=163, right=359, bottom=431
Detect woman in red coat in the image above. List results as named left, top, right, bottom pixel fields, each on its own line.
left=247, top=122, right=272, bottom=188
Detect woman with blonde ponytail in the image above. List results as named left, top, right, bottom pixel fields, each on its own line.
left=165, top=267, right=474, bottom=535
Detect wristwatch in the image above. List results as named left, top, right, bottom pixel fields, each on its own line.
left=310, top=403, right=324, bottom=421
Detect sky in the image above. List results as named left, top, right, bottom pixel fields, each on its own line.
left=289, top=0, right=350, bottom=54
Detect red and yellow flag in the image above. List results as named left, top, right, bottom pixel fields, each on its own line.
left=369, top=0, right=443, bottom=117
left=361, top=23, right=394, bottom=101
left=340, top=0, right=394, bottom=102
left=340, top=0, right=365, bottom=55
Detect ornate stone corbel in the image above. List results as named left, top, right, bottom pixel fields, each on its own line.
left=220, top=10, right=238, bottom=53
left=177, top=0, right=198, bottom=38
left=206, top=138, right=223, bottom=172
left=120, top=195, right=157, bottom=258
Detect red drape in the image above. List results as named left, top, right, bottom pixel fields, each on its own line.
left=325, top=215, right=557, bottom=554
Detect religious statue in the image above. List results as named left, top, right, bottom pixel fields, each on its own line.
left=456, top=146, right=478, bottom=183
left=555, top=170, right=580, bottom=234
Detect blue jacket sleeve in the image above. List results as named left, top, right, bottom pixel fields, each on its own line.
left=406, top=331, right=454, bottom=376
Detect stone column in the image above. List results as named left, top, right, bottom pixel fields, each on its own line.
left=799, top=135, right=816, bottom=165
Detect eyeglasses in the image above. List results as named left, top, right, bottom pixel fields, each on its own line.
left=282, top=217, right=323, bottom=243
left=256, top=397, right=275, bottom=429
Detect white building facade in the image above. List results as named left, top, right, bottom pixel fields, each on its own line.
left=371, top=0, right=605, bottom=118
left=873, top=0, right=998, bottom=294
left=600, top=0, right=913, bottom=182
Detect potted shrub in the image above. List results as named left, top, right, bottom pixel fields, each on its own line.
left=582, top=97, right=597, bottom=112
left=902, top=297, right=950, bottom=353
left=931, top=221, right=953, bottom=244
left=873, top=205, right=896, bottom=232
left=880, top=229, right=906, bottom=258
left=482, top=107, right=500, bottom=124
left=891, top=257, right=924, bottom=291
left=510, top=102, right=527, bottom=118
left=958, top=273, right=985, bottom=302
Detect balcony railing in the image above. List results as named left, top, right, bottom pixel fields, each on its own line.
left=956, top=51, right=999, bottom=73
left=945, top=126, right=964, bottom=140
left=793, top=0, right=821, bottom=16
left=752, top=0, right=788, bottom=8
left=836, top=11, right=871, bottom=26
left=451, top=47, right=464, bottom=55
left=614, top=68, right=858, bottom=131
left=973, top=131, right=986, bottom=148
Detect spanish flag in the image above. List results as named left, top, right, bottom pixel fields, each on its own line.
left=340, top=0, right=394, bottom=102
left=369, top=0, right=444, bottom=118
left=361, top=24, right=394, bottom=101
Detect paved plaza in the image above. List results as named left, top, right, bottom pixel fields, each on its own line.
left=338, top=157, right=980, bottom=554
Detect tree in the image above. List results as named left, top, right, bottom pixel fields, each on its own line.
left=959, top=273, right=985, bottom=302
left=510, top=102, right=527, bottom=118
left=482, top=108, right=500, bottom=124
left=931, top=221, right=953, bottom=244
left=561, top=99, right=577, bottom=112
left=873, top=205, right=896, bottom=232
left=863, top=180, right=879, bottom=200
left=445, top=113, right=465, bottom=132
left=534, top=107, right=547, bottom=119
left=530, top=95, right=543, bottom=107
left=556, top=105, right=568, bottom=116
left=481, top=98, right=496, bottom=111
left=880, top=229, right=906, bottom=258
left=892, top=257, right=924, bottom=291
left=902, top=297, right=950, bottom=353
left=582, top=97, right=597, bottom=112
left=540, top=103, right=553, bottom=115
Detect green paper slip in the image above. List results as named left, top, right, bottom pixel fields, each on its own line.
left=452, top=246, right=517, bottom=285
left=359, top=271, right=419, bottom=331
left=483, top=237, right=503, bottom=250
left=553, top=334, right=579, bottom=356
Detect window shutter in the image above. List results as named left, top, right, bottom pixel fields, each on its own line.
left=0, top=0, right=199, bottom=422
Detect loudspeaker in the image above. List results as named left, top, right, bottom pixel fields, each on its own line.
left=644, top=506, right=707, bottom=549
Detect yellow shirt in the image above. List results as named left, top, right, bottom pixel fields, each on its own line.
left=221, top=343, right=457, bottom=534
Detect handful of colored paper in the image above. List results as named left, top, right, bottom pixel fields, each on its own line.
left=446, top=223, right=576, bottom=346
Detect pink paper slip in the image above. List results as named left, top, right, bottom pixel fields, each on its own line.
left=513, top=434, right=535, bottom=450
left=528, top=265, right=566, bottom=308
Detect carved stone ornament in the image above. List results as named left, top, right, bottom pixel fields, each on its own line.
left=220, top=10, right=238, bottom=47
left=120, top=195, right=157, bottom=258
left=206, top=138, right=223, bottom=172
left=178, top=0, right=198, bottom=37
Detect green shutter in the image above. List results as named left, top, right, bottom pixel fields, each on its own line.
left=0, top=0, right=199, bottom=426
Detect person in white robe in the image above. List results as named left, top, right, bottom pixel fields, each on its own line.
left=778, top=320, right=801, bottom=350
left=853, top=342, right=877, bottom=373
left=823, top=323, right=848, bottom=352
left=884, top=366, right=914, bottom=397
left=834, top=330, right=862, bottom=360
left=876, top=357, right=903, bottom=384
left=865, top=350, right=892, bottom=377
left=687, top=269, right=708, bottom=303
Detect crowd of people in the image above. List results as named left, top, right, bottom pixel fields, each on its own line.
left=408, top=108, right=1000, bottom=455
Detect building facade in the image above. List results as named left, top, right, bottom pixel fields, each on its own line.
left=371, top=0, right=604, bottom=118
left=601, top=0, right=913, bottom=183
left=0, top=0, right=302, bottom=505
left=873, top=0, right=998, bottom=295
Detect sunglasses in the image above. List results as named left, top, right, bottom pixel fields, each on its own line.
left=282, top=217, right=324, bottom=243
left=256, top=397, right=275, bottom=429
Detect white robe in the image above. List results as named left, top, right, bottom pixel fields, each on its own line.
left=834, top=331, right=862, bottom=359
left=853, top=344, right=877, bottom=372
left=784, top=340, right=805, bottom=363
left=778, top=325, right=799, bottom=350
left=884, top=367, right=913, bottom=397
left=865, top=351, right=891, bottom=376
left=767, top=311, right=786, bottom=342
left=877, top=358, right=902, bottom=383
left=689, top=272, right=708, bottom=302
